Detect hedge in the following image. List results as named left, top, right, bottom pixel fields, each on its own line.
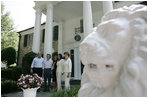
left=1, top=78, right=18, bottom=94
left=22, top=51, right=36, bottom=74
left=1, top=47, right=16, bottom=67
left=1, top=67, right=22, bottom=81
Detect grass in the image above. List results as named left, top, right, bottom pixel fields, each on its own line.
left=49, top=86, right=80, bottom=97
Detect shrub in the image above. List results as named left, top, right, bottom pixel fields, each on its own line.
left=1, top=66, right=22, bottom=81
left=1, top=78, right=18, bottom=94
left=1, top=47, right=16, bottom=67
left=50, top=86, right=80, bottom=97
left=22, top=51, right=36, bottom=74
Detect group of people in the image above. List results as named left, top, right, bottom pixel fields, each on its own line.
left=30, top=52, right=72, bottom=92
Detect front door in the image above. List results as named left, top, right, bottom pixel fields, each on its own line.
left=70, top=49, right=74, bottom=77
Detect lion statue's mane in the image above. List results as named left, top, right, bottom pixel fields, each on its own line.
left=78, top=5, right=147, bottom=97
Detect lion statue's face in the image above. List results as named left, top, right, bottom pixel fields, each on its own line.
left=79, top=4, right=147, bottom=97
left=80, top=18, right=132, bottom=89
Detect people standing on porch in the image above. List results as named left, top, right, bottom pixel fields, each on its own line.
left=30, top=52, right=44, bottom=77
left=63, top=52, right=72, bottom=90
left=52, top=55, right=58, bottom=90
left=43, top=54, right=53, bottom=92
left=56, top=54, right=64, bottom=91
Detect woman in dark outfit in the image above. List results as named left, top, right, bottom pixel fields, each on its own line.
left=52, top=56, right=57, bottom=89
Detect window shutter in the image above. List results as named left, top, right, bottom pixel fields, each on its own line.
left=24, top=35, right=28, bottom=47
left=80, top=19, right=83, bottom=33
left=30, top=33, right=33, bottom=46
left=53, top=25, right=59, bottom=41
left=42, top=29, right=45, bottom=43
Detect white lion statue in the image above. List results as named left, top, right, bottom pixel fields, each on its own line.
left=78, top=5, right=147, bottom=97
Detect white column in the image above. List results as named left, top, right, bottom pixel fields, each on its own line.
left=74, top=48, right=79, bottom=80
left=32, top=8, right=42, bottom=53
left=103, top=1, right=113, bottom=15
left=44, top=4, right=53, bottom=58
left=83, top=1, right=93, bottom=38
left=78, top=49, right=81, bottom=80
left=58, top=23, right=63, bottom=54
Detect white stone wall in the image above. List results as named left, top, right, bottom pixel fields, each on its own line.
left=62, top=11, right=103, bottom=53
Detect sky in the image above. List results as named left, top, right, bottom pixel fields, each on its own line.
left=2, top=0, right=46, bottom=32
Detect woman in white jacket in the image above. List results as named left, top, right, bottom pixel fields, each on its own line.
left=56, top=54, right=64, bottom=91
left=63, top=52, right=72, bottom=90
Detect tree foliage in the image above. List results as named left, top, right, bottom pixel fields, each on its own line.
left=1, top=3, right=18, bottom=50
left=1, top=47, right=16, bottom=66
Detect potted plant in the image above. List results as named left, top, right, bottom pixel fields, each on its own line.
left=17, top=74, right=43, bottom=97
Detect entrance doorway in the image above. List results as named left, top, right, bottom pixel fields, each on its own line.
left=70, top=49, right=74, bottom=77
left=81, top=61, right=84, bottom=74
left=70, top=47, right=83, bottom=80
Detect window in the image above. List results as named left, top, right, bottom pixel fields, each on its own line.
left=80, top=19, right=83, bottom=33
left=70, top=49, right=74, bottom=77
left=114, top=1, right=120, bottom=3
left=93, top=23, right=95, bottom=27
left=53, top=25, right=59, bottom=41
left=24, top=35, right=27, bottom=47
left=42, top=29, right=45, bottom=43
left=139, top=1, right=147, bottom=5
left=24, top=34, right=33, bottom=47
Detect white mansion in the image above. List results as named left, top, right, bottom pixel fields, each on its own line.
left=17, top=1, right=145, bottom=80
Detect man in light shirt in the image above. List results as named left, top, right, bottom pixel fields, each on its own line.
left=43, top=54, right=53, bottom=92
left=30, top=52, right=44, bottom=77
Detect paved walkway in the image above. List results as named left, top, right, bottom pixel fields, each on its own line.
left=2, top=91, right=50, bottom=97
left=1, top=88, right=50, bottom=97
left=1, top=81, right=80, bottom=97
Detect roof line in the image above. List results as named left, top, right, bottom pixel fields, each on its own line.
left=17, top=22, right=46, bottom=33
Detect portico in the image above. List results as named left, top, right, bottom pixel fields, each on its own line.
left=32, top=1, right=113, bottom=55
left=31, top=1, right=113, bottom=80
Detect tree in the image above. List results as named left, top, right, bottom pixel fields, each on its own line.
left=1, top=3, right=18, bottom=50
left=1, top=47, right=16, bottom=67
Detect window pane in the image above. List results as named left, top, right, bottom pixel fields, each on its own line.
left=53, top=25, right=58, bottom=41
left=27, top=35, right=30, bottom=46
left=30, top=33, right=33, bottom=46
left=80, top=19, right=83, bottom=33
left=42, top=29, right=45, bottom=43
left=24, top=35, right=28, bottom=47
